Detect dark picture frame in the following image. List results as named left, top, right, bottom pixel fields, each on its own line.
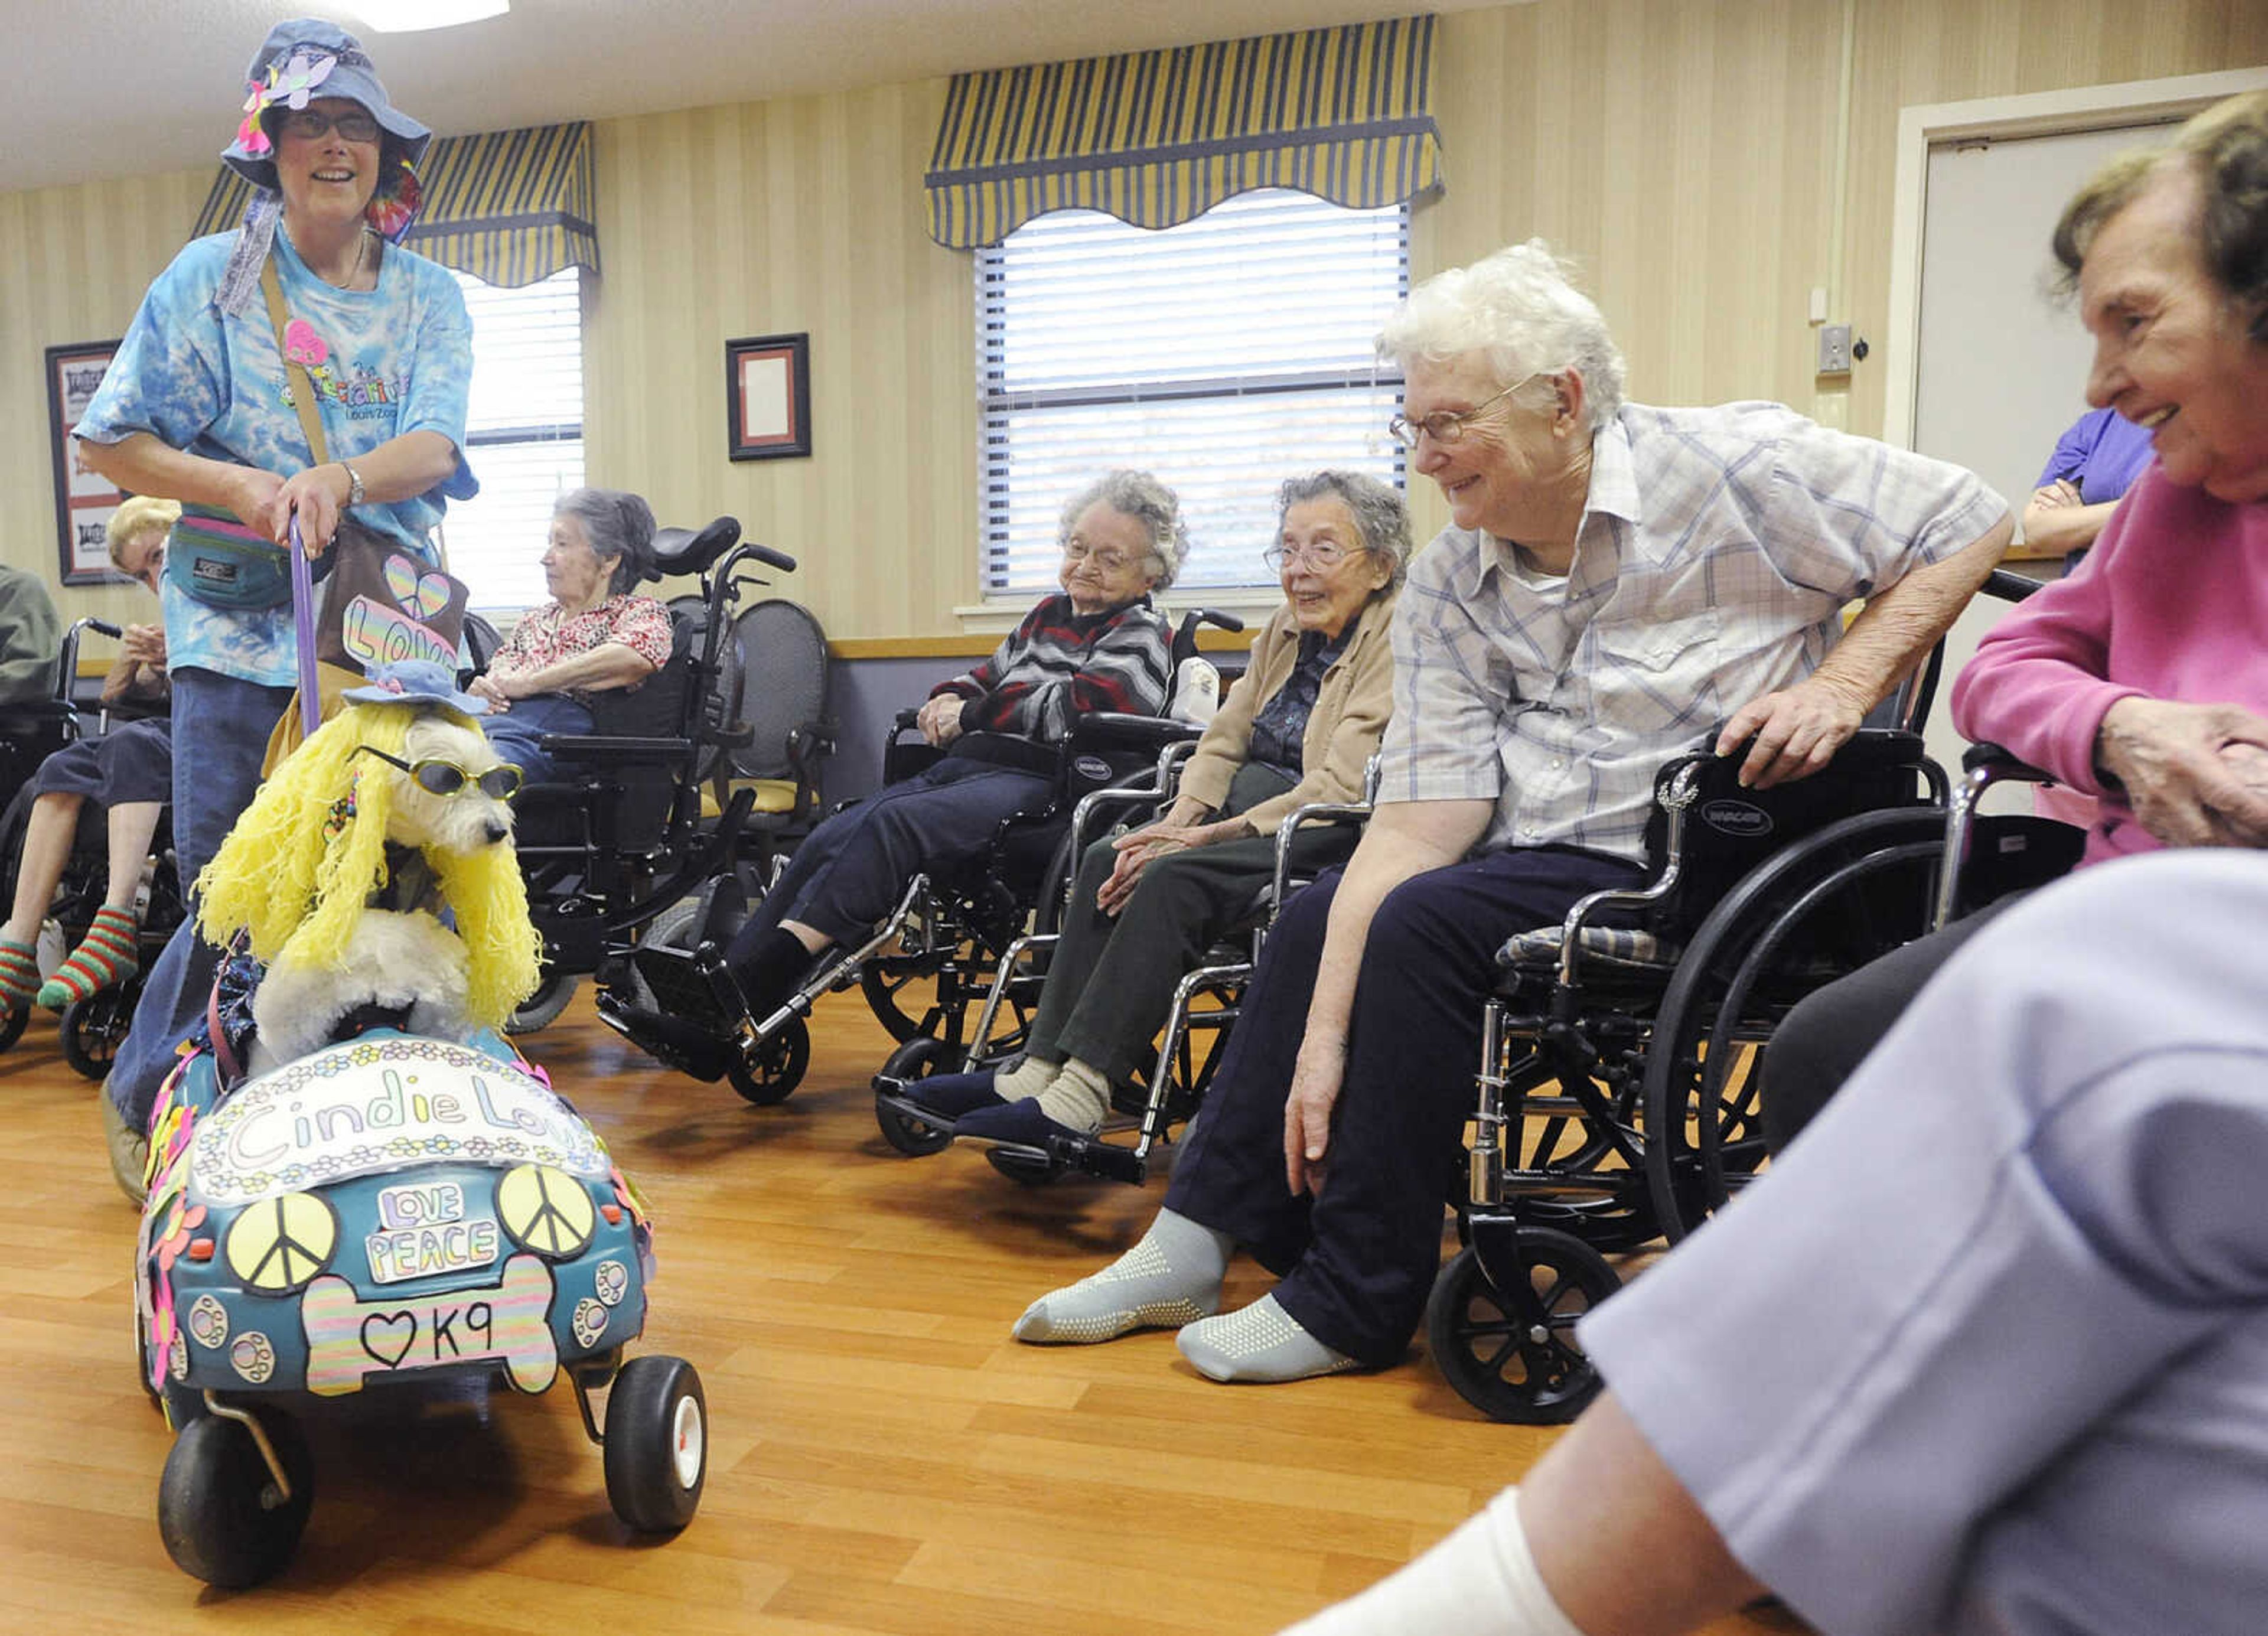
left=46, top=340, right=127, bottom=584
left=725, top=332, right=812, bottom=461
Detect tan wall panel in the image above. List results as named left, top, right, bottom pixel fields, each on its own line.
left=1840, top=0, right=2268, bottom=435
left=584, top=80, right=976, bottom=640
left=0, top=167, right=213, bottom=631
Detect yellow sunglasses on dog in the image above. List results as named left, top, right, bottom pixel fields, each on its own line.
left=355, top=744, right=523, bottom=800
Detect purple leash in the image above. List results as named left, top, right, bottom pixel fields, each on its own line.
left=289, top=516, right=320, bottom=736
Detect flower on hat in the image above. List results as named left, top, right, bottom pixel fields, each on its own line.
left=270, top=47, right=338, bottom=112
left=236, top=82, right=274, bottom=158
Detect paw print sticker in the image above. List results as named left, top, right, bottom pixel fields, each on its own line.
left=593, top=1259, right=628, bottom=1307
left=187, top=1294, right=229, bottom=1349
left=571, top=1298, right=607, bottom=1350
left=230, top=1331, right=276, bottom=1384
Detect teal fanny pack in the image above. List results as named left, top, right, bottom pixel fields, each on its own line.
left=166, top=503, right=291, bottom=610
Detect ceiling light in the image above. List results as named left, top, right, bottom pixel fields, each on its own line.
left=351, top=0, right=510, bottom=33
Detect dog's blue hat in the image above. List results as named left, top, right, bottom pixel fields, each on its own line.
left=342, top=659, right=491, bottom=716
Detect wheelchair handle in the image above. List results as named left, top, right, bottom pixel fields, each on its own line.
left=1194, top=608, right=1244, bottom=634
left=742, top=542, right=797, bottom=572
left=73, top=617, right=125, bottom=641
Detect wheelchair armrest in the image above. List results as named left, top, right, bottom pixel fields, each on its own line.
left=540, top=734, right=695, bottom=765
left=1960, top=740, right=2051, bottom=780
left=709, top=721, right=755, bottom=750
left=1071, top=712, right=1205, bottom=752
left=1267, top=799, right=1372, bottom=923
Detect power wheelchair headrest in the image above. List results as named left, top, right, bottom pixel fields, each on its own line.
left=649, top=516, right=742, bottom=582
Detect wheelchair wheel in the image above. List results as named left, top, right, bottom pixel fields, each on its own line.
left=506, top=970, right=579, bottom=1035
left=1426, top=1229, right=1617, bottom=1424
left=859, top=950, right=953, bottom=1044
left=873, top=1037, right=956, bottom=1155
left=728, top=1015, right=809, bottom=1106
left=60, top=986, right=134, bottom=1082
left=1642, top=807, right=1944, bottom=1243
left=0, top=998, right=25, bottom=1053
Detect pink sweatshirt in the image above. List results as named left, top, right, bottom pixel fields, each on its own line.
left=1950, top=464, right=2268, bottom=866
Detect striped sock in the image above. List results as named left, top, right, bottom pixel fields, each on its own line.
left=38, top=905, right=139, bottom=1010
left=0, top=938, right=36, bottom=1011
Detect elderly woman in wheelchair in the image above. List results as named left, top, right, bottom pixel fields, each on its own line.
left=621, top=469, right=1184, bottom=1088
left=1761, top=92, right=2268, bottom=1153
left=1012, top=239, right=2010, bottom=1387
left=887, top=470, right=1410, bottom=1152
left=2, top=497, right=179, bottom=1023
left=467, top=487, right=673, bottom=786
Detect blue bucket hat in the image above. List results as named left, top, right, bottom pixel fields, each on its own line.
left=222, top=18, right=431, bottom=193
left=342, top=660, right=492, bottom=717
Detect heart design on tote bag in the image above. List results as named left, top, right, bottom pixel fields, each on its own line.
left=282, top=318, right=328, bottom=367
left=382, top=552, right=454, bottom=620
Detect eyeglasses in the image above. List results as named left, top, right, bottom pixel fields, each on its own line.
left=1061, top=539, right=1144, bottom=574
left=1263, top=539, right=1354, bottom=572
left=1386, top=374, right=1539, bottom=449
left=356, top=744, right=523, bottom=800
left=278, top=107, right=382, bottom=144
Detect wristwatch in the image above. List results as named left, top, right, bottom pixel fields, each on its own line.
left=340, top=461, right=366, bottom=508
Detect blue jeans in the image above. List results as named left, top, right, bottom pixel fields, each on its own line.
left=107, top=667, right=291, bottom=1124
left=481, top=693, right=594, bottom=786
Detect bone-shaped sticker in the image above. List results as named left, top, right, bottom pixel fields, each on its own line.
left=300, top=1252, right=557, bottom=1395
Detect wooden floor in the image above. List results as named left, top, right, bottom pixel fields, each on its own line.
left=0, top=988, right=1793, bottom=1635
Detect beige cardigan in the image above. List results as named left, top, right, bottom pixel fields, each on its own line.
left=1174, top=587, right=1398, bottom=836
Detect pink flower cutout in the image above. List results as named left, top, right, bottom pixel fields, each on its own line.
left=237, top=82, right=273, bottom=158
left=154, top=1200, right=207, bottom=1276
left=282, top=318, right=328, bottom=368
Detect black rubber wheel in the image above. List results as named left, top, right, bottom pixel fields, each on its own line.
left=873, top=1037, right=954, bottom=1155
left=59, top=985, right=133, bottom=1081
left=727, top=1013, right=809, bottom=1106
left=0, top=996, right=25, bottom=1052
left=157, top=1408, right=315, bottom=1587
left=984, top=1145, right=1067, bottom=1187
left=506, top=969, right=579, bottom=1035
left=604, top=1354, right=707, bottom=1532
left=858, top=949, right=950, bottom=1045
left=1425, top=1230, right=1619, bottom=1424
left=1642, top=809, right=1943, bottom=1243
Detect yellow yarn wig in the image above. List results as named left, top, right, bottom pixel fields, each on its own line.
left=197, top=700, right=545, bottom=1031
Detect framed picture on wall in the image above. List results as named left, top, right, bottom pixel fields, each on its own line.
left=46, top=340, right=126, bottom=584
left=725, top=332, right=812, bottom=461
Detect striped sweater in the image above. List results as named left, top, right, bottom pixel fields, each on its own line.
left=930, top=593, right=1172, bottom=742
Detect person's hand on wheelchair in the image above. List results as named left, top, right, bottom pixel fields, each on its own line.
left=2095, top=698, right=2268, bottom=848
left=467, top=669, right=524, bottom=712
left=916, top=692, right=965, bottom=748
left=1715, top=674, right=1869, bottom=790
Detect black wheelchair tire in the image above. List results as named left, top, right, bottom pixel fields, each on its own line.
left=0, top=996, right=25, bottom=1052
left=872, top=1037, right=955, bottom=1155
left=60, top=985, right=133, bottom=1082
left=728, top=1014, right=809, bottom=1106
left=1425, top=1230, right=1618, bottom=1425
left=506, top=970, right=580, bottom=1035
left=157, top=1407, right=315, bottom=1588
left=1641, top=809, right=1944, bottom=1244
left=603, top=1355, right=707, bottom=1533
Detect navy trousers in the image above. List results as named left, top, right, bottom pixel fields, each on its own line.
left=729, top=757, right=1054, bottom=956
left=1163, top=845, right=1644, bottom=1366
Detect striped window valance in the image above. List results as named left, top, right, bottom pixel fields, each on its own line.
left=191, top=121, right=598, bottom=289
left=926, top=14, right=1443, bottom=249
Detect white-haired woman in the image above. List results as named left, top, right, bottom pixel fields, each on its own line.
left=645, top=470, right=1182, bottom=1080
left=1012, top=241, right=2008, bottom=1385
left=900, top=470, right=1410, bottom=1146
left=470, top=487, right=673, bottom=785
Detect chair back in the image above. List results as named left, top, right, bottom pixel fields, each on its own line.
left=1642, top=729, right=1938, bottom=943
left=726, top=599, right=830, bottom=784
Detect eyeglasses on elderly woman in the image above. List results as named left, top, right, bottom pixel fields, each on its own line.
left=1061, top=538, right=1147, bottom=573
left=1386, top=373, right=1541, bottom=449
left=1262, top=539, right=1355, bottom=572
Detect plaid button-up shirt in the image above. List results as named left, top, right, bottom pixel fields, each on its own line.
left=1379, top=402, right=2008, bottom=863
